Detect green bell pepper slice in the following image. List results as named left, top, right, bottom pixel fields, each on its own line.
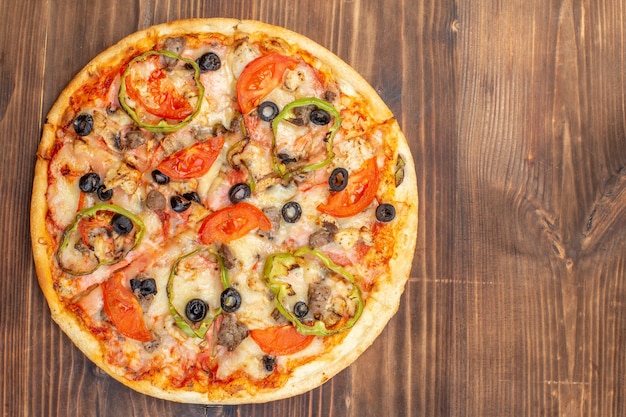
left=167, top=249, right=230, bottom=338
left=56, top=203, right=145, bottom=275
left=119, top=50, right=205, bottom=133
left=262, top=247, right=363, bottom=336
left=270, top=98, right=341, bottom=179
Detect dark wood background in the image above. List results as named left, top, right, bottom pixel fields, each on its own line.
left=1, top=0, right=625, bottom=416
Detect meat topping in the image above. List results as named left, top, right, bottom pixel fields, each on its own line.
left=217, top=314, right=249, bottom=351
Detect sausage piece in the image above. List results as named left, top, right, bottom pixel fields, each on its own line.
left=217, top=314, right=249, bottom=351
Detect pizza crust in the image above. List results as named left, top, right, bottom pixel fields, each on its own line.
left=31, top=18, right=418, bottom=404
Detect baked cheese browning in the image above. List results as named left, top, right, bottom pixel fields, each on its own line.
left=33, top=19, right=417, bottom=403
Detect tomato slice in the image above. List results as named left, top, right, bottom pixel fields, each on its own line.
left=250, top=325, right=315, bottom=356
left=317, top=158, right=380, bottom=218
left=102, top=271, right=153, bottom=342
left=156, top=136, right=225, bottom=180
left=198, top=202, right=272, bottom=245
left=125, top=56, right=194, bottom=120
left=236, top=54, right=299, bottom=115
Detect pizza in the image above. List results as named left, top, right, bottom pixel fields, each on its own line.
left=30, top=18, right=418, bottom=404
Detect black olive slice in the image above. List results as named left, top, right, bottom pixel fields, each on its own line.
left=151, top=169, right=170, bottom=185
left=185, top=298, right=208, bottom=322
left=281, top=201, right=302, bottom=223
left=329, top=168, right=349, bottom=192
left=293, top=301, right=309, bottom=319
left=110, top=213, right=134, bottom=235
left=78, top=172, right=101, bottom=193
left=196, top=52, right=221, bottom=72
left=130, top=278, right=157, bottom=297
left=220, top=287, right=242, bottom=313
left=376, top=203, right=396, bottom=222
left=262, top=355, right=276, bottom=372
left=228, top=183, right=251, bottom=204
left=182, top=191, right=201, bottom=204
left=96, top=186, right=113, bottom=201
left=170, top=195, right=192, bottom=212
left=73, top=113, right=94, bottom=136
left=258, top=101, right=279, bottom=122
left=310, top=108, right=331, bottom=125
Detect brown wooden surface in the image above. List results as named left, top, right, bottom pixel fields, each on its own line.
left=1, top=0, right=625, bottom=415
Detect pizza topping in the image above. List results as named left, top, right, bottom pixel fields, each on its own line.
left=196, top=52, right=221, bottom=72
left=250, top=325, right=314, bottom=356
left=167, top=249, right=227, bottom=338
left=293, top=301, right=309, bottom=319
left=161, top=37, right=187, bottom=69
left=119, top=50, right=205, bottom=132
left=281, top=201, right=302, bottom=223
left=308, top=221, right=338, bottom=249
left=151, top=169, right=170, bottom=184
left=102, top=270, right=153, bottom=342
left=170, top=195, right=192, bottom=212
left=262, top=248, right=363, bottom=336
left=262, top=355, right=276, bottom=372
left=309, top=108, right=331, bottom=126
left=145, top=189, right=166, bottom=210
left=236, top=53, right=299, bottom=115
left=198, top=202, right=272, bottom=245
left=155, top=136, right=224, bottom=180
left=217, top=313, right=249, bottom=351
left=73, top=113, right=94, bottom=136
left=228, top=183, right=251, bottom=204
left=56, top=204, right=145, bottom=275
left=375, top=203, right=396, bottom=222
left=328, top=167, right=348, bottom=192
left=257, top=101, right=279, bottom=122
left=317, top=157, right=379, bottom=218
left=185, top=298, right=208, bottom=322
left=78, top=172, right=101, bottom=193
left=220, top=287, right=242, bottom=313
left=271, top=97, right=341, bottom=179
left=395, top=154, right=406, bottom=187
left=130, top=277, right=158, bottom=298
left=96, top=186, right=113, bottom=201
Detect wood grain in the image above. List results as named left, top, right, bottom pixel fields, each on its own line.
left=1, top=0, right=625, bottom=416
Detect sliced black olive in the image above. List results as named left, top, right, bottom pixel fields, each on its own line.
left=196, top=52, right=221, bottom=72
left=228, top=183, right=251, bottom=204
left=170, top=195, right=192, bottom=212
left=185, top=298, right=208, bottom=323
left=78, top=172, right=101, bottom=193
left=277, top=152, right=297, bottom=164
left=96, top=186, right=112, bottom=201
left=293, top=301, right=309, bottom=319
left=258, top=101, right=279, bottom=122
left=376, top=203, right=396, bottom=222
left=182, top=191, right=201, bottom=204
left=151, top=169, right=170, bottom=185
left=329, top=168, right=349, bottom=192
left=310, top=108, right=331, bottom=125
left=110, top=213, right=133, bottom=235
left=281, top=201, right=302, bottom=223
left=220, top=287, right=242, bottom=313
left=262, top=355, right=276, bottom=372
left=73, top=113, right=94, bottom=136
left=130, top=278, right=157, bottom=297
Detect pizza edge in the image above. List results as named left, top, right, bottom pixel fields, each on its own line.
left=30, top=18, right=418, bottom=404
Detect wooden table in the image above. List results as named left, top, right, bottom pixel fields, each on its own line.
left=2, top=0, right=625, bottom=416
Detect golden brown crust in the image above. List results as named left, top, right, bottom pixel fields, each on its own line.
left=31, top=18, right=417, bottom=404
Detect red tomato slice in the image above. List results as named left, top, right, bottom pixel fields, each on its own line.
left=198, top=202, right=272, bottom=245
left=125, top=58, right=194, bottom=120
left=250, top=325, right=314, bottom=356
left=317, top=158, right=380, bottom=218
left=102, top=271, right=153, bottom=342
left=156, top=136, right=225, bottom=180
left=236, top=54, right=299, bottom=115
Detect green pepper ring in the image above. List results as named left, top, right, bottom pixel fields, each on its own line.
left=263, top=247, right=364, bottom=336
left=166, top=249, right=230, bottom=338
left=56, top=204, right=145, bottom=276
left=270, top=97, right=342, bottom=179
left=119, top=50, right=205, bottom=133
